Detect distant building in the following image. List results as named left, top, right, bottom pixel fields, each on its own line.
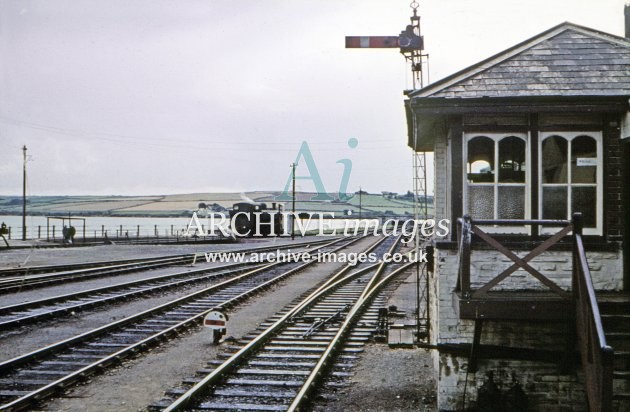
left=406, top=21, right=630, bottom=411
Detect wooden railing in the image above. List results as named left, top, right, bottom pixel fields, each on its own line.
left=572, top=215, right=614, bottom=412
left=456, top=216, right=573, bottom=300
left=456, top=213, right=613, bottom=411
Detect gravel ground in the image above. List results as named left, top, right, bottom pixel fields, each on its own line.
left=0, top=239, right=344, bottom=360
left=2, top=238, right=328, bottom=307
left=0, top=236, right=331, bottom=269
left=0, top=261, right=222, bottom=307
left=30, top=237, right=378, bottom=411
left=1, top=236, right=438, bottom=411
left=315, top=344, right=436, bottom=411
left=0, top=291, right=195, bottom=362
left=314, top=269, right=437, bottom=411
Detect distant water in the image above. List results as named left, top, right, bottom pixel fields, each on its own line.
left=0, top=215, right=194, bottom=239
left=0, top=214, right=378, bottom=239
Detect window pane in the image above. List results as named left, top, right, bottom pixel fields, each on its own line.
left=498, top=136, right=526, bottom=183
left=572, top=186, right=596, bottom=228
left=542, top=186, right=567, bottom=220
left=467, top=136, right=494, bottom=183
left=468, top=186, right=494, bottom=219
left=498, top=186, right=525, bottom=219
left=571, top=135, right=597, bottom=184
left=542, top=136, right=567, bottom=183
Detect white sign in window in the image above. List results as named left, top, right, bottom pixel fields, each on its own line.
left=576, top=158, right=597, bottom=167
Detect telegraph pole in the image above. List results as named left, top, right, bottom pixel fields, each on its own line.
left=358, top=186, right=362, bottom=220
left=22, top=145, right=27, bottom=241
left=291, top=162, right=296, bottom=240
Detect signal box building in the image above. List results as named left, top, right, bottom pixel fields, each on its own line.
left=405, top=22, right=630, bottom=411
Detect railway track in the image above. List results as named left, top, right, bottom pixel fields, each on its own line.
left=0, top=236, right=364, bottom=411
left=154, top=235, right=414, bottom=412
left=0, top=238, right=336, bottom=294
left=0, top=261, right=267, bottom=330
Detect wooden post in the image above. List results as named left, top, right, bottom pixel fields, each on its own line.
left=564, top=213, right=582, bottom=372
left=38, top=225, right=41, bottom=239
left=52, top=226, right=55, bottom=239
left=101, top=225, right=105, bottom=237
left=291, top=162, right=296, bottom=240
left=22, top=145, right=27, bottom=241
left=468, top=319, right=483, bottom=373
left=572, top=212, right=583, bottom=296
left=460, top=215, right=472, bottom=297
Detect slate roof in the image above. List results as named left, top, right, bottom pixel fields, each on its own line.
left=409, top=22, right=630, bottom=99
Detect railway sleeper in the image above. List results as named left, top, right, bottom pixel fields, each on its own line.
left=197, top=400, right=288, bottom=411
left=323, top=380, right=351, bottom=389
left=39, top=360, right=92, bottom=369
left=272, top=335, right=368, bottom=343
left=260, top=346, right=326, bottom=352
left=234, top=372, right=311, bottom=381
left=213, top=388, right=297, bottom=398
left=224, top=378, right=303, bottom=387
left=0, top=389, right=32, bottom=398
left=281, top=330, right=372, bottom=337
left=0, top=378, right=51, bottom=387
left=56, top=353, right=104, bottom=360
left=246, top=361, right=317, bottom=368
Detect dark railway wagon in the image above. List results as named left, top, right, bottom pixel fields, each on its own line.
left=229, top=202, right=283, bottom=237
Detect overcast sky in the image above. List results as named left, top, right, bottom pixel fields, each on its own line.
left=0, top=0, right=626, bottom=196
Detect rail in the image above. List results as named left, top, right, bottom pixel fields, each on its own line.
left=163, top=236, right=398, bottom=411
left=0, top=238, right=356, bottom=411
left=455, top=213, right=613, bottom=410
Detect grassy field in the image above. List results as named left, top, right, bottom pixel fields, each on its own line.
left=0, top=191, right=433, bottom=218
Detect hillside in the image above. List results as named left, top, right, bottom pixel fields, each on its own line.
left=0, top=192, right=434, bottom=218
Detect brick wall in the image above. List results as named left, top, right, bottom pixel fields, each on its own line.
left=437, top=354, right=586, bottom=411
left=433, top=129, right=449, bottom=223
left=468, top=249, right=622, bottom=291
left=604, top=115, right=624, bottom=240
left=430, top=246, right=622, bottom=410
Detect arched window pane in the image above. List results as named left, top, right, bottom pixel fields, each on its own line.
left=498, top=136, right=526, bottom=183
left=467, top=136, right=494, bottom=183
left=571, top=135, right=597, bottom=184
left=542, top=136, right=567, bottom=183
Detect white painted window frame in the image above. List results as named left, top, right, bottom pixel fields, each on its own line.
left=463, top=132, right=531, bottom=233
left=538, top=131, right=603, bottom=236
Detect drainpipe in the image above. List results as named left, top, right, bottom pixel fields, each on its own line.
left=623, top=6, right=630, bottom=291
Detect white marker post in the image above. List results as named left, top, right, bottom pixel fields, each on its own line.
left=204, top=310, right=228, bottom=344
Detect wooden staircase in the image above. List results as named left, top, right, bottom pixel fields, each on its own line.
left=599, top=293, right=630, bottom=410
